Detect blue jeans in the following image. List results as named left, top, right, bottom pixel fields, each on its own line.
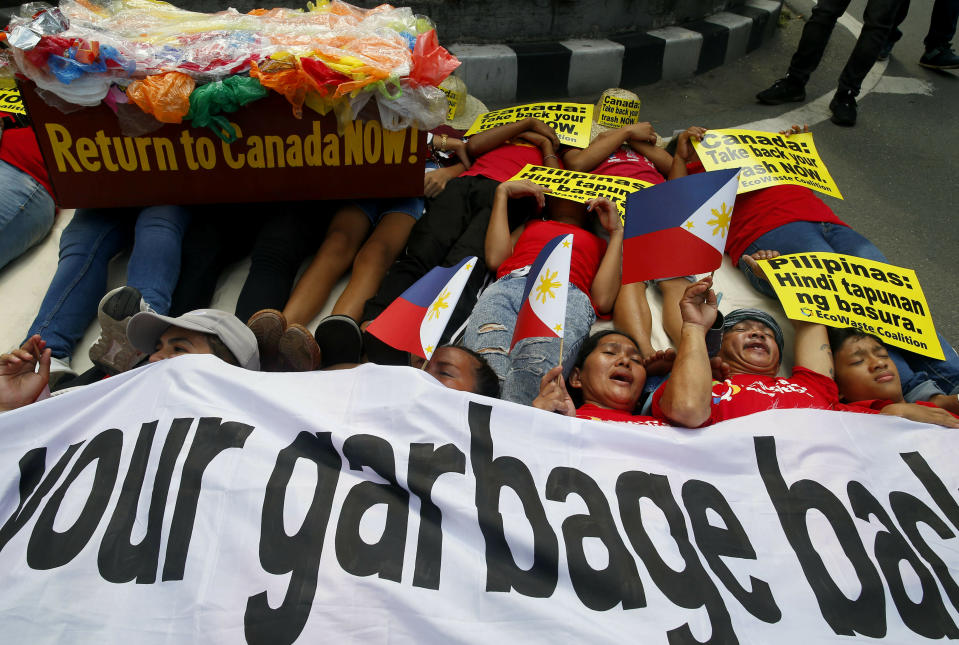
left=26, top=206, right=190, bottom=359
left=787, top=0, right=902, bottom=94
left=742, top=220, right=959, bottom=400
left=464, top=273, right=595, bottom=405
left=0, top=161, right=55, bottom=271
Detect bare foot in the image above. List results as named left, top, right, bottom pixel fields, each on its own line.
left=741, top=249, right=780, bottom=283
left=644, top=348, right=677, bottom=376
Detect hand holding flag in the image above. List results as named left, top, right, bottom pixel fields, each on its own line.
left=366, top=257, right=477, bottom=360
left=622, top=168, right=740, bottom=283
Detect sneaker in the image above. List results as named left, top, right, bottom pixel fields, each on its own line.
left=756, top=77, right=806, bottom=104
left=88, top=286, right=152, bottom=374
left=48, top=355, right=76, bottom=388
left=829, top=90, right=857, bottom=126
left=314, top=315, right=363, bottom=368
left=877, top=41, right=894, bottom=61
left=247, top=309, right=287, bottom=372
left=919, top=45, right=959, bottom=69
left=277, top=324, right=322, bottom=372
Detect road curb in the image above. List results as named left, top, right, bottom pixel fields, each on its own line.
left=448, top=0, right=783, bottom=106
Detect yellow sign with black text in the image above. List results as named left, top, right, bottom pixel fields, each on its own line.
left=0, top=79, right=26, bottom=116
left=759, top=252, right=942, bottom=359
left=509, top=163, right=653, bottom=221
left=465, top=102, right=593, bottom=148
left=694, top=128, right=842, bottom=199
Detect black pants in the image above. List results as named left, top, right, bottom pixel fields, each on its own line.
left=170, top=201, right=331, bottom=322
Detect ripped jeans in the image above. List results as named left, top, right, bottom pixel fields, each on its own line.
left=464, top=272, right=595, bottom=405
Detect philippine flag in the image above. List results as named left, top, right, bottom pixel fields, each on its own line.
left=510, top=234, right=574, bottom=350
left=622, top=168, right=740, bottom=283
left=366, top=256, right=477, bottom=360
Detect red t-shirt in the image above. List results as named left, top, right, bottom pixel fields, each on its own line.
left=834, top=399, right=959, bottom=418
left=576, top=403, right=669, bottom=427
left=687, top=161, right=843, bottom=266
left=591, top=148, right=665, bottom=185
left=652, top=366, right=839, bottom=426
left=460, top=142, right=546, bottom=183
left=496, top=219, right=607, bottom=300
left=0, top=113, right=54, bottom=197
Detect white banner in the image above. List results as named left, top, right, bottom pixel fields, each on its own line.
left=1, top=355, right=958, bottom=644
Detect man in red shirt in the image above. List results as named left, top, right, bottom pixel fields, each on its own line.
left=653, top=303, right=839, bottom=427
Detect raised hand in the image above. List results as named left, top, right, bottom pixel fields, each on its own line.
left=679, top=276, right=719, bottom=329
left=0, top=335, right=51, bottom=412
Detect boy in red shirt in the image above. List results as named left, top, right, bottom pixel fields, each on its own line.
left=829, top=327, right=959, bottom=427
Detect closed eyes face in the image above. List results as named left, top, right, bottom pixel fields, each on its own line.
left=720, top=319, right=780, bottom=375
left=570, top=334, right=646, bottom=411
left=425, top=346, right=479, bottom=393
left=833, top=336, right=902, bottom=403
left=148, top=326, right=213, bottom=363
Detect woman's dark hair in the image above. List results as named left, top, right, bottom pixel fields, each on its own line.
left=568, top=329, right=642, bottom=407
left=207, top=334, right=239, bottom=366
left=446, top=345, right=501, bottom=398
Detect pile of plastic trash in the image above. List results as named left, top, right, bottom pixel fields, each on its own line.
left=1, top=0, right=459, bottom=139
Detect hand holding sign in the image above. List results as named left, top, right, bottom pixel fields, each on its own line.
left=694, top=128, right=842, bottom=199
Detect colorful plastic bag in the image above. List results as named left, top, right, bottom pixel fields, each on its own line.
left=186, top=75, right=268, bottom=142
left=409, top=29, right=459, bottom=87
left=126, top=71, right=195, bottom=123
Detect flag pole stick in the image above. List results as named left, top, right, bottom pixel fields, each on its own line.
left=558, top=335, right=564, bottom=369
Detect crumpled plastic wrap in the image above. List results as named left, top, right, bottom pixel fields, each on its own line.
left=4, top=0, right=459, bottom=130
left=186, top=75, right=269, bottom=142
left=126, top=71, right=195, bottom=123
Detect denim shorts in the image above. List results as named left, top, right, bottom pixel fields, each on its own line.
left=353, top=196, right=425, bottom=226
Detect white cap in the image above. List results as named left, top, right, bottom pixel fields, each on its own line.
left=126, top=309, right=260, bottom=370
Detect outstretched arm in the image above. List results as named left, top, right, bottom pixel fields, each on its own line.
left=880, top=403, right=959, bottom=428
left=587, top=197, right=624, bottom=314
left=485, top=180, right=549, bottom=271
left=743, top=250, right=834, bottom=378
left=0, top=335, right=51, bottom=412
left=656, top=277, right=719, bottom=427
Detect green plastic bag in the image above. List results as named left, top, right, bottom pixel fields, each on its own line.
left=186, top=76, right=269, bottom=143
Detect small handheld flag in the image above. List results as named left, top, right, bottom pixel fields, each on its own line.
left=366, top=256, right=477, bottom=360
left=510, top=234, right=574, bottom=351
left=622, top=168, right=740, bottom=283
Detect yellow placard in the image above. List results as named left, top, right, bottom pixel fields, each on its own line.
left=508, top=163, right=653, bottom=222
left=596, top=95, right=640, bottom=129
left=0, top=79, right=26, bottom=116
left=758, top=252, right=943, bottom=359
left=465, top=102, right=593, bottom=148
left=694, top=128, right=842, bottom=199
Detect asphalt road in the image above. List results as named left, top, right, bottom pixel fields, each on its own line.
left=569, top=0, right=959, bottom=347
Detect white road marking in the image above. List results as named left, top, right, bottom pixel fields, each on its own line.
left=736, top=10, right=932, bottom=132
left=873, top=76, right=935, bottom=94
